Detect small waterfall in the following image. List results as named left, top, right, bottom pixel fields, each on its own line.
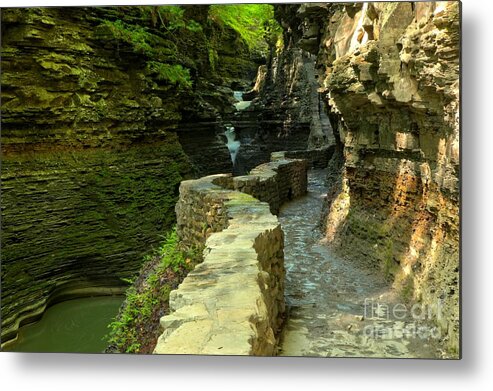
left=224, top=126, right=241, bottom=165
left=233, top=90, right=252, bottom=111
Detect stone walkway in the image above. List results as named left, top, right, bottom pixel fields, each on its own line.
left=278, top=169, right=441, bottom=358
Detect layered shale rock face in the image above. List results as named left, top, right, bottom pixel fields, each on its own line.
left=265, top=4, right=335, bottom=150
left=277, top=2, right=460, bottom=355
left=0, top=6, right=255, bottom=344
left=174, top=7, right=267, bottom=176
left=1, top=7, right=190, bottom=344
left=219, top=5, right=337, bottom=175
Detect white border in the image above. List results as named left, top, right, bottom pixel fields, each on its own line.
left=2, top=0, right=493, bottom=390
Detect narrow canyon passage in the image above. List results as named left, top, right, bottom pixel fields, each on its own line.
left=278, top=170, right=441, bottom=358
left=0, top=3, right=459, bottom=357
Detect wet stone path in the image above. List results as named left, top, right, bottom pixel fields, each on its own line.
left=278, top=169, right=441, bottom=358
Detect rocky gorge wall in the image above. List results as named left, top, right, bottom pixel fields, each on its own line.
left=276, top=146, right=335, bottom=169
left=182, top=4, right=340, bottom=178
left=1, top=7, right=190, bottom=345
left=153, top=157, right=307, bottom=355
left=0, top=6, right=263, bottom=345
left=223, top=15, right=337, bottom=176
left=275, top=2, right=460, bottom=355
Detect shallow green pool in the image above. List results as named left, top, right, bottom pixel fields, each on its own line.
left=5, top=296, right=124, bottom=353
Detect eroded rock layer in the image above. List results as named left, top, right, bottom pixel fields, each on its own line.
left=0, top=6, right=261, bottom=344
left=275, top=2, right=460, bottom=355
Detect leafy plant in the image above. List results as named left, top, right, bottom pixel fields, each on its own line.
left=165, top=6, right=203, bottom=32
left=209, top=4, right=282, bottom=54
left=105, top=227, right=196, bottom=353
left=102, top=19, right=154, bottom=56
left=98, top=17, right=193, bottom=89
left=146, top=61, right=192, bottom=89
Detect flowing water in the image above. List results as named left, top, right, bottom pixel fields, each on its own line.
left=4, top=296, right=123, bottom=353
left=224, top=126, right=240, bottom=165
left=278, top=169, right=441, bottom=358
left=233, top=90, right=252, bottom=111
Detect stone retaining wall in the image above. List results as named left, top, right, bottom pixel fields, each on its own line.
left=176, top=158, right=308, bottom=255
left=214, top=158, right=308, bottom=215
left=153, top=157, right=308, bottom=355
left=272, top=146, right=334, bottom=169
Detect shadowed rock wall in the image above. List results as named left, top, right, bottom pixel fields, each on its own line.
left=0, top=6, right=258, bottom=345
left=274, top=146, right=335, bottom=169
left=1, top=144, right=191, bottom=344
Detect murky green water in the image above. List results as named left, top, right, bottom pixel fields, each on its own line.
left=4, top=296, right=124, bottom=353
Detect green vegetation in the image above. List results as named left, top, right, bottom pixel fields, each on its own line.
left=383, top=238, right=398, bottom=279
left=208, top=47, right=219, bottom=72
left=209, top=4, right=282, bottom=53
left=146, top=61, right=192, bottom=88
left=96, top=4, right=281, bottom=86
left=106, top=228, right=196, bottom=353
left=99, top=18, right=193, bottom=89
left=96, top=6, right=211, bottom=89
left=400, top=274, right=414, bottom=302
left=153, top=6, right=202, bottom=32
left=101, top=19, right=154, bottom=55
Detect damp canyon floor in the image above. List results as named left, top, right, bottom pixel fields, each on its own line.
left=5, top=172, right=444, bottom=357
left=278, top=169, right=442, bottom=358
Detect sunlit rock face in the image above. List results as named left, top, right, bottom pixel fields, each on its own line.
left=277, top=2, right=460, bottom=355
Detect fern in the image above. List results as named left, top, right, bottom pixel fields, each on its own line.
left=102, top=19, right=154, bottom=56
left=105, top=227, right=194, bottom=353
left=146, top=61, right=192, bottom=89
left=209, top=4, right=281, bottom=53
left=99, top=19, right=193, bottom=89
